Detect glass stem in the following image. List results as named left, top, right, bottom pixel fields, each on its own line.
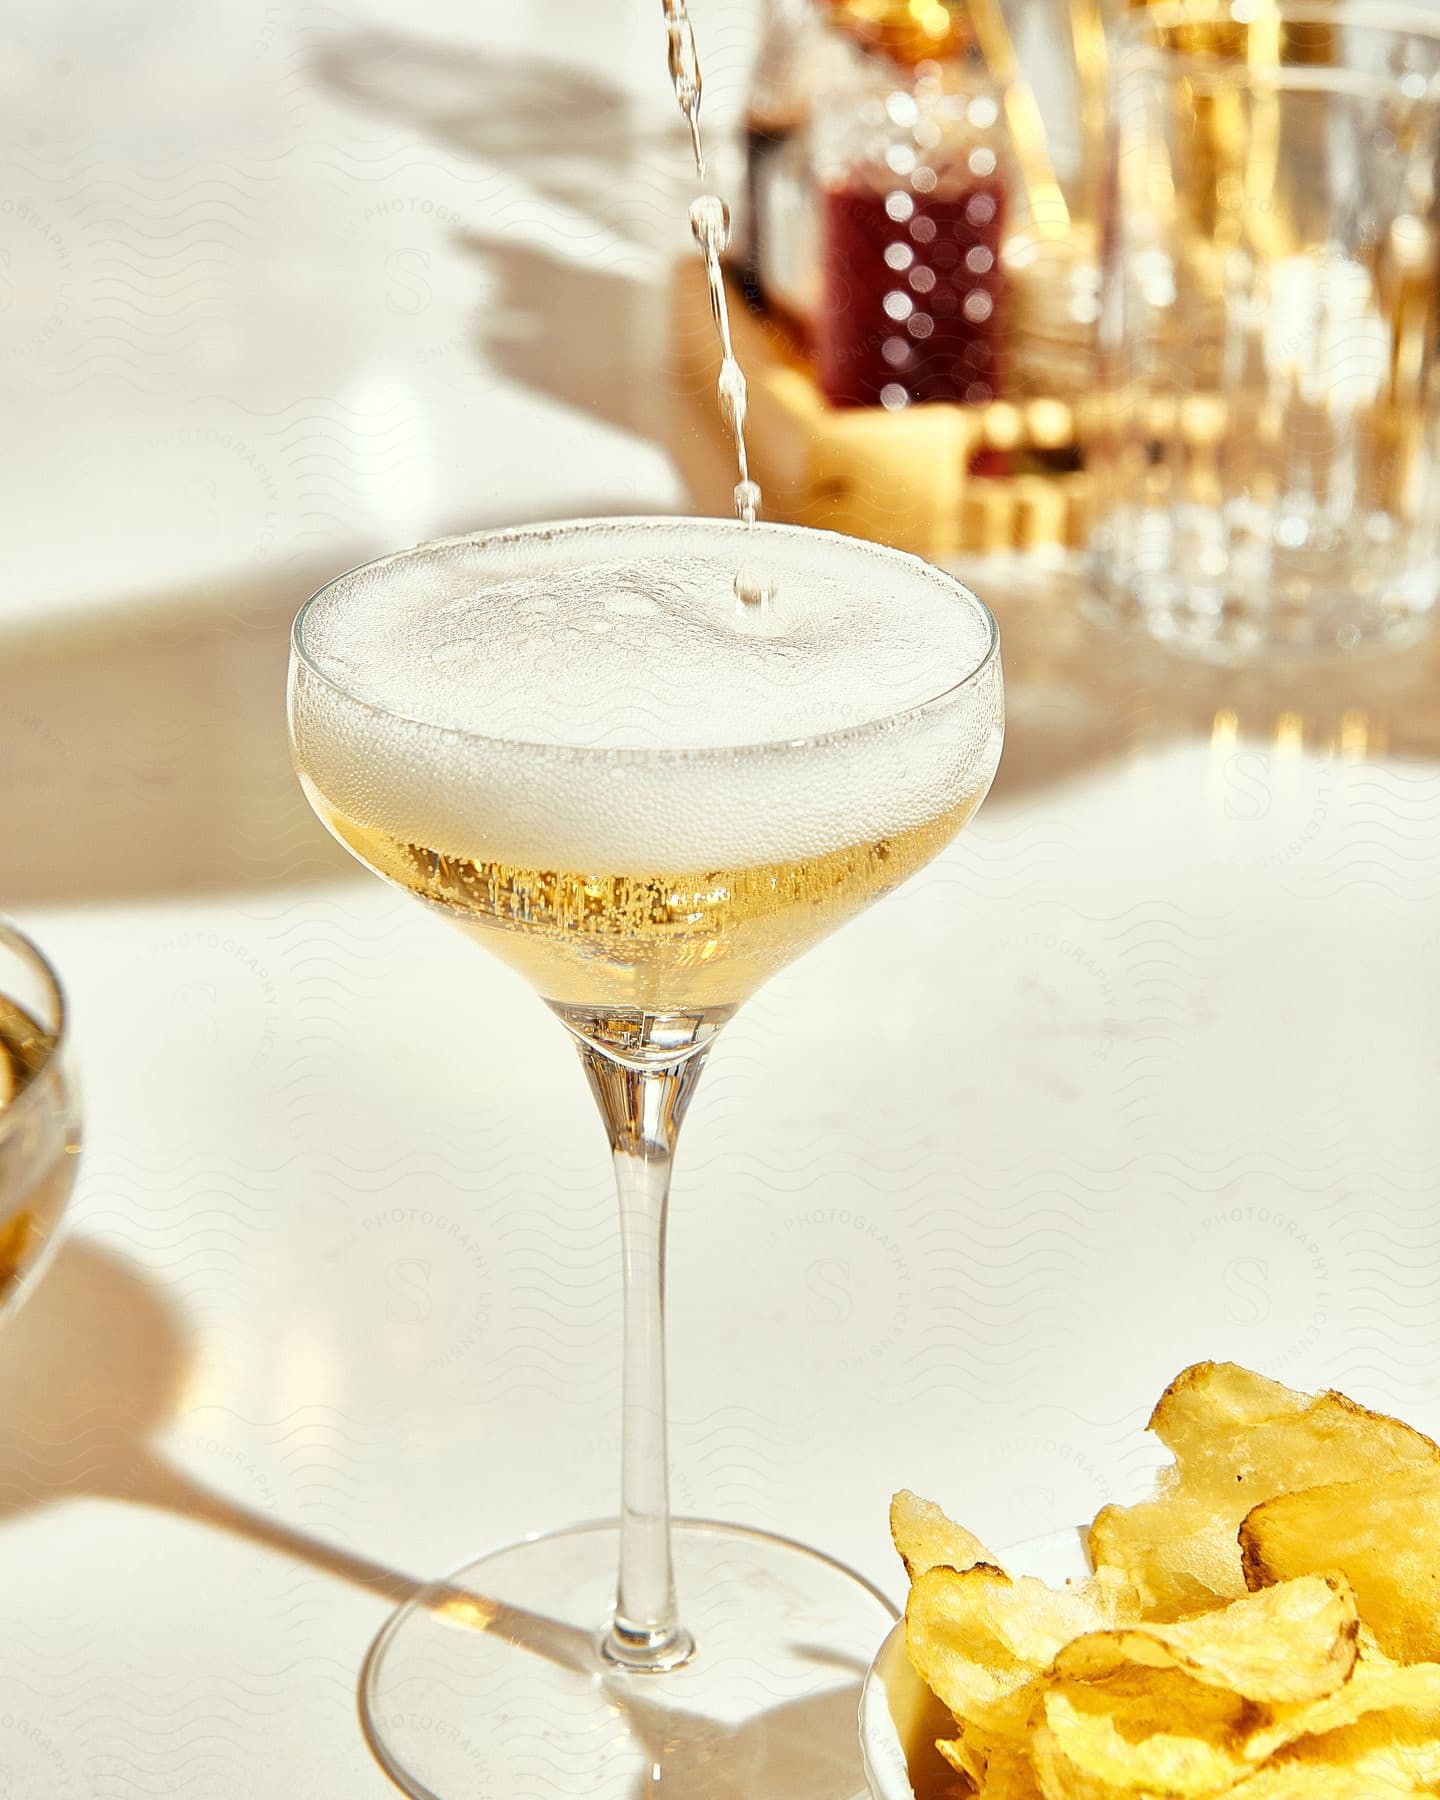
left=579, top=1042, right=707, bottom=1672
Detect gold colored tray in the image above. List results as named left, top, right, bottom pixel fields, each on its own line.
left=671, top=258, right=1092, bottom=559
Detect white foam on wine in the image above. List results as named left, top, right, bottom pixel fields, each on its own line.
left=292, top=518, right=1000, bottom=871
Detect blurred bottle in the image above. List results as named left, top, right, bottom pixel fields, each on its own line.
left=809, top=0, right=1016, bottom=410
left=736, top=0, right=830, bottom=338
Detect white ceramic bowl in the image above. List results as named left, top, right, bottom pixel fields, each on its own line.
left=859, top=1527, right=1090, bottom=1800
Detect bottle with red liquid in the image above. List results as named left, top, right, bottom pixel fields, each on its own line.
left=811, top=0, right=1014, bottom=413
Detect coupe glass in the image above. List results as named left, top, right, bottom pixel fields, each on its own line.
left=0, top=920, right=79, bottom=1312
left=287, top=516, right=1002, bottom=1800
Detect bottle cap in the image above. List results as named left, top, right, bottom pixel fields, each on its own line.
left=820, top=0, right=973, bottom=65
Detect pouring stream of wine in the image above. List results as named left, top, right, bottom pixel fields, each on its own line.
left=661, top=0, right=773, bottom=605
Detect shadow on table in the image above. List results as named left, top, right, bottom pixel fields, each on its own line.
left=0, top=1238, right=595, bottom=1671
left=311, top=31, right=742, bottom=507
left=361, top=1656, right=867, bottom=1800
left=0, top=562, right=351, bottom=910
left=309, top=32, right=684, bottom=240
left=0, top=1239, right=443, bottom=1606
left=3, top=1239, right=873, bottom=1800
left=0, top=486, right=622, bottom=913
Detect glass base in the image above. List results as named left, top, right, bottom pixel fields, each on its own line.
left=360, top=1518, right=897, bottom=1800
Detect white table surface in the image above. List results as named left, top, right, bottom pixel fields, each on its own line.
left=4, top=3, right=1440, bottom=1795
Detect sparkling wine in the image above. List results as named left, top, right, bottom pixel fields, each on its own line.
left=304, top=790, right=984, bottom=1016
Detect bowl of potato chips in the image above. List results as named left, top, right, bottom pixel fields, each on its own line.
left=865, top=1362, right=1440, bottom=1800
left=862, top=1525, right=1091, bottom=1799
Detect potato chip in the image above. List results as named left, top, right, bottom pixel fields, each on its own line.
left=1224, top=1760, right=1419, bottom=1798
left=905, top=1562, right=1138, bottom=1741
left=1220, top=1685, right=1440, bottom=1799
left=1240, top=1643, right=1440, bottom=1763
left=937, top=1731, right=985, bottom=1785
left=1032, top=1669, right=1255, bottom=1799
left=938, top=1719, right=1048, bottom=1795
left=1252, top=1650, right=1440, bottom=1787
left=890, top=1367, right=1440, bottom=1800
left=891, top=1488, right=993, bottom=1581
left=1240, top=1474, right=1440, bottom=1666
left=957, top=1738, right=1044, bottom=1799
left=1310, top=1726, right=1440, bottom=1790
left=1088, top=1364, right=1438, bottom=1619
left=1052, top=1576, right=1359, bottom=1706
left=990, top=1752, right=1046, bottom=1800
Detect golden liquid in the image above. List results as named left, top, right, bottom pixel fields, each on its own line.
left=1125, top=7, right=1331, bottom=255
left=309, top=789, right=981, bottom=1014
left=0, top=994, right=53, bottom=1099
left=0, top=995, right=76, bottom=1302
